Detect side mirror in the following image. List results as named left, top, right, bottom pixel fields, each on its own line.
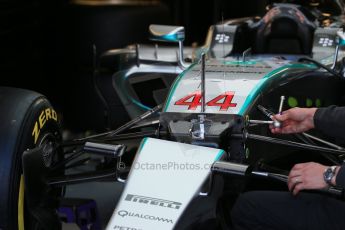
left=149, top=25, right=185, bottom=43
left=337, top=30, right=345, bottom=46
left=332, top=30, right=345, bottom=70
left=149, top=24, right=188, bottom=69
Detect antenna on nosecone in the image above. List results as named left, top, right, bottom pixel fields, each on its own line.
left=201, top=52, right=206, bottom=113
left=190, top=52, right=206, bottom=140
left=222, top=11, right=226, bottom=105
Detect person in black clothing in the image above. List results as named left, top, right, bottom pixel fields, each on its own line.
left=231, top=106, right=345, bottom=230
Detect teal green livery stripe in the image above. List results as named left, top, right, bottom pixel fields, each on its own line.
left=163, top=62, right=197, bottom=112
left=131, top=98, right=151, bottom=110
left=238, top=63, right=315, bottom=115
left=137, top=137, right=148, bottom=155
left=119, top=70, right=152, bottom=111
left=238, top=66, right=288, bottom=115
left=215, top=150, right=225, bottom=160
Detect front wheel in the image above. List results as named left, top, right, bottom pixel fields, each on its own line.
left=0, top=87, right=62, bottom=230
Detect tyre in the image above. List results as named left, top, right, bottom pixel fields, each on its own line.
left=0, top=87, right=61, bottom=230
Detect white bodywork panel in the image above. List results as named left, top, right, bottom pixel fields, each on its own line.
left=164, top=58, right=289, bottom=114
left=106, top=138, right=224, bottom=230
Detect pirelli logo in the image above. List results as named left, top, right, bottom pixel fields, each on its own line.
left=125, top=194, right=182, bottom=210
left=32, top=108, right=58, bottom=144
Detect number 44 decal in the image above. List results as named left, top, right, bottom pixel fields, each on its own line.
left=174, top=91, right=237, bottom=111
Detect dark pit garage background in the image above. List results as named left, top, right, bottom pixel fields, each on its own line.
left=0, top=0, right=267, bottom=133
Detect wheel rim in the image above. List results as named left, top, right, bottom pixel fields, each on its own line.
left=18, top=132, right=58, bottom=230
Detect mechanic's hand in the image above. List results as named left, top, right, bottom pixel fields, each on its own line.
left=288, top=162, right=328, bottom=196
left=270, top=107, right=317, bottom=134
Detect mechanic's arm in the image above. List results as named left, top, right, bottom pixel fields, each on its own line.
left=272, top=106, right=345, bottom=194
left=271, top=106, right=345, bottom=138
left=312, top=106, right=345, bottom=188
left=314, top=106, right=345, bottom=139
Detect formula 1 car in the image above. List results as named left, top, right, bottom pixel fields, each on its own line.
left=2, top=1, right=345, bottom=230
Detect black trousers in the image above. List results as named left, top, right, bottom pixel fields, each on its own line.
left=231, top=191, right=345, bottom=230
